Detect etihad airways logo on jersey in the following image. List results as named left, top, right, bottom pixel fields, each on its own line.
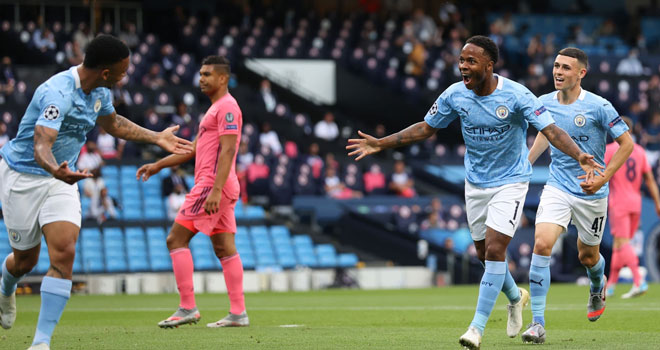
left=465, top=125, right=511, bottom=142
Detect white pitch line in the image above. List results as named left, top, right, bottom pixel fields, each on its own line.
left=53, top=305, right=660, bottom=312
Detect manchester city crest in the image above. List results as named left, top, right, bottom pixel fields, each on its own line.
left=9, top=230, right=20, bottom=243
left=496, top=105, right=509, bottom=119
left=94, top=99, right=102, bottom=113
left=574, top=114, right=586, bottom=127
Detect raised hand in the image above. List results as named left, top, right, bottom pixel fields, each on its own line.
left=156, top=125, right=194, bottom=155
left=577, top=153, right=605, bottom=184
left=346, top=130, right=382, bottom=161
left=53, top=161, right=93, bottom=184
left=136, top=163, right=161, bottom=182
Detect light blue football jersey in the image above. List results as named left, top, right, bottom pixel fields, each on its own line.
left=0, top=66, right=114, bottom=176
left=539, top=89, right=628, bottom=199
left=424, top=75, right=555, bottom=188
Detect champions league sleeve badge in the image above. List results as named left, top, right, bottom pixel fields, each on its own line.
left=43, top=105, right=60, bottom=121
left=225, top=112, right=234, bottom=122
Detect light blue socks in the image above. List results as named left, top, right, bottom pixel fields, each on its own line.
left=1, top=255, right=21, bottom=297
left=586, top=253, right=605, bottom=294
left=470, top=260, right=507, bottom=334
left=529, top=253, right=551, bottom=326
left=32, top=276, right=72, bottom=346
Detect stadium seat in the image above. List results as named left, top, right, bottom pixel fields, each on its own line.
left=338, top=253, right=359, bottom=268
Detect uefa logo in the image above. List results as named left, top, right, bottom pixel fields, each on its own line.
left=574, top=114, right=586, bottom=127
left=495, top=105, right=509, bottom=119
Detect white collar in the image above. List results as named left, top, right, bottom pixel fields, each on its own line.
left=553, top=87, right=586, bottom=101
left=71, top=65, right=82, bottom=89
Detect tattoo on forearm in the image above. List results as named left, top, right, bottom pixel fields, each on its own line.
left=113, top=115, right=156, bottom=143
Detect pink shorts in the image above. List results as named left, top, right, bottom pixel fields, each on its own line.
left=608, top=211, right=640, bottom=240
left=175, top=185, right=238, bottom=235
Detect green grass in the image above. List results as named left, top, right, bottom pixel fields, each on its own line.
left=1, top=284, right=658, bottom=349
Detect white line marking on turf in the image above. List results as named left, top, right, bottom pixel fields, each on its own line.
left=279, top=324, right=304, bottom=328
left=62, top=305, right=660, bottom=312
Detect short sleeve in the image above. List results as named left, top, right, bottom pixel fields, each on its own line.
left=517, top=91, right=554, bottom=131
left=35, top=85, right=72, bottom=132
left=216, top=103, right=241, bottom=136
left=599, top=102, right=628, bottom=139
left=98, top=89, right=115, bottom=116
left=423, top=90, right=458, bottom=129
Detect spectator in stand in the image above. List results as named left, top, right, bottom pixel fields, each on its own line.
left=363, top=163, right=387, bottom=195
left=236, top=141, right=253, bottom=203
left=324, top=152, right=339, bottom=172
left=73, top=22, right=94, bottom=50
left=314, top=112, right=339, bottom=141
left=642, top=111, right=660, bottom=167
left=411, top=8, right=436, bottom=44
left=33, top=27, right=57, bottom=58
left=83, top=169, right=117, bottom=224
left=170, top=101, right=195, bottom=140
left=64, top=40, right=84, bottom=66
left=259, top=121, right=282, bottom=155
left=162, top=164, right=189, bottom=197
left=258, top=79, right=277, bottom=113
left=96, top=127, right=125, bottom=160
left=421, top=211, right=446, bottom=230
left=648, top=75, right=660, bottom=109
left=305, top=142, right=324, bottom=179
left=0, top=122, right=8, bottom=148
left=492, top=12, right=515, bottom=36
left=616, top=49, right=644, bottom=76
left=389, top=159, right=416, bottom=197
left=77, top=140, right=104, bottom=172
left=119, top=22, right=140, bottom=50
left=167, top=183, right=188, bottom=221
left=323, top=166, right=362, bottom=199
left=142, top=63, right=167, bottom=90
left=0, top=56, right=17, bottom=96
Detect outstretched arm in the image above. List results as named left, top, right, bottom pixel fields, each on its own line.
left=540, top=123, right=604, bottom=183
left=136, top=138, right=197, bottom=182
left=97, top=111, right=193, bottom=154
left=528, top=131, right=549, bottom=165
left=346, top=121, right=437, bottom=161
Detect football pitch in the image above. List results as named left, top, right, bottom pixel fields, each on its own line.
left=1, top=284, right=658, bottom=349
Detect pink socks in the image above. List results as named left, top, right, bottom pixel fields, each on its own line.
left=609, top=243, right=642, bottom=288
left=220, top=254, right=246, bottom=315
left=170, top=248, right=196, bottom=309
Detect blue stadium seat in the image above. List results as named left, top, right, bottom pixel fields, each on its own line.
left=144, top=207, right=165, bottom=220
left=146, top=227, right=170, bottom=271
left=185, top=175, right=195, bottom=189
left=297, top=251, right=317, bottom=267
left=277, top=251, right=297, bottom=268
left=338, top=253, right=359, bottom=268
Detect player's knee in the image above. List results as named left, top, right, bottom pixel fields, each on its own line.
left=578, top=251, right=599, bottom=267
left=533, top=237, right=553, bottom=256
left=49, top=243, right=76, bottom=265
left=484, top=244, right=506, bottom=261
left=213, top=244, right=236, bottom=259
left=166, top=233, right=187, bottom=250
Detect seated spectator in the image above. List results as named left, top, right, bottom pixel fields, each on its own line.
left=64, top=40, right=84, bottom=66
left=167, top=183, right=188, bottom=220
left=258, top=79, right=277, bottom=112
left=314, top=112, right=339, bottom=141
left=421, top=211, right=446, bottom=230
left=363, top=163, right=387, bottom=195
left=162, top=164, right=189, bottom=197
left=304, top=142, right=324, bottom=179
left=83, top=169, right=117, bottom=224
left=73, top=22, right=94, bottom=50
left=142, top=63, right=167, bottom=90
left=119, top=22, right=140, bottom=50
left=323, top=167, right=362, bottom=199
left=388, top=160, right=416, bottom=197
left=33, top=27, right=57, bottom=57
left=96, top=127, right=125, bottom=159
left=77, top=140, right=104, bottom=172
left=616, top=49, right=644, bottom=76
left=0, top=56, right=17, bottom=96
left=246, top=154, right=270, bottom=195
left=259, top=121, right=282, bottom=155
